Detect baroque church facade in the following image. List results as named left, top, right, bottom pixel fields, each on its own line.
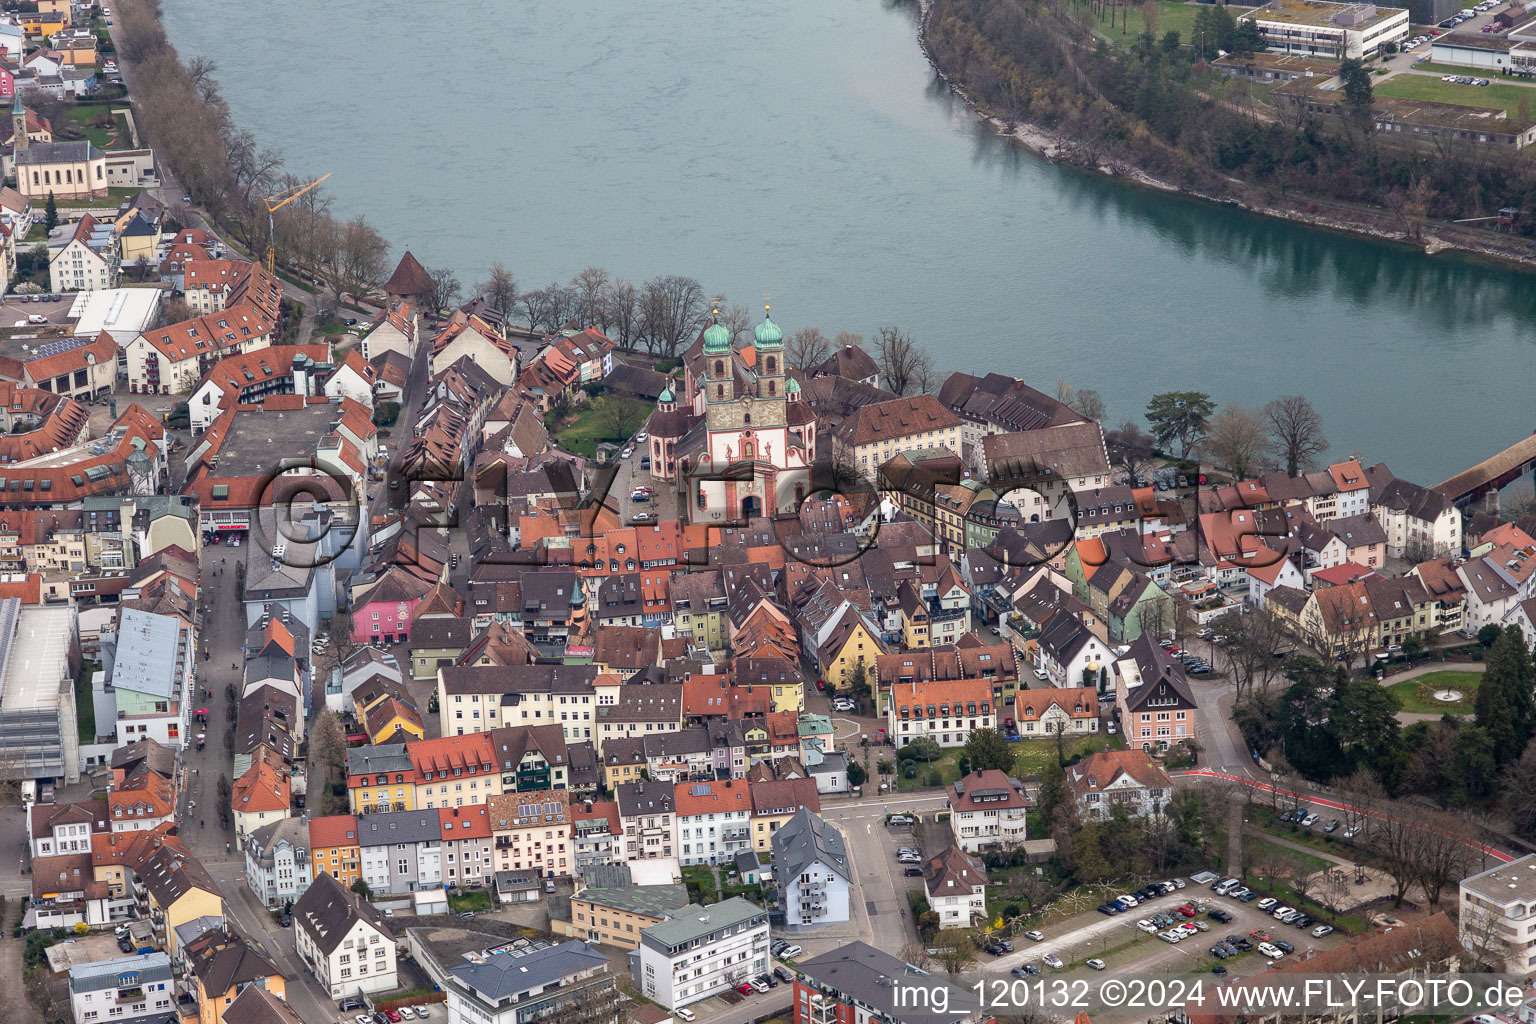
left=645, top=307, right=818, bottom=523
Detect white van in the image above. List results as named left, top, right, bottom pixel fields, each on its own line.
left=1213, top=878, right=1240, bottom=895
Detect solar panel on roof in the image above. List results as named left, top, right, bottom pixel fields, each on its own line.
left=31, top=337, right=91, bottom=360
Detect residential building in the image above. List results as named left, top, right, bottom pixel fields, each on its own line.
left=925, top=844, right=988, bottom=928
left=292, top=872, right=398, bottom=1000
left=632, top=897, right=769, bottom=1010
left=1113, top=636, right=1198, bottom=753
left=48, top=212, right=116, bottom=292
left=837, top=394, right=963, bottom=476
left=102, top=607, right=193, bottom=749
left=1066, top=749, right=1173, bottom=821
left=230, top=761, right=289, bottom=850
left=572, top=801, right=623, bottom=872
left=130, top=842, right=223, bottom=957
left=561, top=870, right=690, bottom=951
left=29, top=798, right=105, bottom=857
left=357, top=809, right=443, bottom=894
left=947, top=770, right=1029, bottom=853
left=486, top=789, right=571, bottom=878
left=1012, top=686, right=1100, bottom=738
left=616, top=780, right=676, bottom=861
left=749, top=777, right=820, bottom=852
left=673, top=778, right=753, bottom=867
left=771, top=808, right=852, bottom=931
left=792, top=942, right=994, bottom=1024
left=69, top=952, right=175, bottom=1023
left=242, top=816, right=311, bottom=909
left=446, top=939, right=615, bottom=1024
left=1459, top=854, right=1536, bottom=972
left=886, top=678, right=996, bottom=748
left=308, top=814, right=361, bottom=887
left=184, top=931, right=284, bottom=1024
left=439, top=804, right=495, bottom=886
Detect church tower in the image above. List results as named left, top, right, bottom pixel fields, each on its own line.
left=753, top=306, right=784, bottom=400
left=702, top=311, right=733, bottom=404
left=12, top=95, right=27, bottom=153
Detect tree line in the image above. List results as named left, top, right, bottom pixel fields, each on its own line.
left=924, top=0, right=1536, bottom=247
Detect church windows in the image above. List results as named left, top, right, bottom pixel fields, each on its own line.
left=765, top=356, right=776, bottom=374
left=697, top=489, right=708, bottom=510
left=744, top=414, right=751, bottom=425
left=714, top=360, right=724, bottom=377
left=795, top=484, right=805, bottom=504
left=716, top=385, right=724, bottom=399
left=96, top=166, right=103, bottom=179
left=768, top=382, right=775, bottom=396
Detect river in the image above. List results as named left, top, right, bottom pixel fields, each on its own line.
left=161, top=0, right=1536, bottom=485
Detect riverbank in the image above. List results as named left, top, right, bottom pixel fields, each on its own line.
left=912, top=0, right=1536, bottom=273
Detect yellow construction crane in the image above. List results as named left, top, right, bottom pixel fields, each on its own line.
left=263, top=173, right=331, bottom=277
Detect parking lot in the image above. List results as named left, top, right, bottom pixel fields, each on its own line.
left=0, top=294, right=81, bottom=328
left=982, top=877, right=1350, bottom=980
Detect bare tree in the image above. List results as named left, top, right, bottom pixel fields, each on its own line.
left=478, top=262, right=519, bottom=323
left=597, top=397, right=649, bottom=444
left=1104, top=420, right=1156, bottom=484
left=308, top=709, right=347, bottom=815
left=426, top=266, right=462, bottom=319
left=1365, top=805, right=1420, bottom=907
left=637, top=274, right=707, bottom=358
left=898, top=942, right=935, bottom=970
left=600, top=279, right=639, bottom=348
left=570, top=266, right=609, bottom=328
left=319, top=215, right=389, bottom=308
left=832, top=330, right=864, bottom=351
left=1264, top=395, right=1328, bottom=477
left=1411, top=811, right=1473, bottom=907
left=788, top=327, right=831, bottom=372
left=1460, top=898, right=1510, bottom=970
left=931, top=929, right=977, bottom=974
left=720, top=303, right=753, bottom=346
left=1204, top=401, right=1267, bottom=479
left=873, top=325, right=933, bottom=397
left=1072, top=388, right=1107, bottom=423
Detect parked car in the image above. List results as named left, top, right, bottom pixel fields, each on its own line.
left=1208, top=909, right=1232, bottom=923
left=1312, top=925, right=1334, bottom=938
left=1013, top=964, right=1041, bottom=977
left=1301, top=813, right=1319, bottom=827
left=985, top=943, right=1008, bottom=956
left=675, top=1010, right=696, bottom=1023
left=1024, top=930, right=1045, bottom=942
left=774, top=967, right=794, bottom=983
left=903, top=866, right=924, bottom=876
left=1212, top=965, right=1228, bottom=976
left=749, top=979, right=769, bottom=994
left=736, top=982, right=756, bottom=995
left=1192, top=920, right=1210, bottom=932
left=1042, top=954, right=1064, bottom=969
left=1096, top=904, right=1120, bottom=916
left=1086, top=958, right=1107, bottom=971
left=1322, top=819, right=1340, bottom=833
left=1256, top=898, right=1278, bottom=911
left=1116, top=894, right=1139, bottom=907
left=780, top=945, right=802, bottom=959
left=887, top=814, right=915, bottom=826
left=1274, top=940, right=1295, bottom=953
left=1137, top=919, right=1158, bottom=933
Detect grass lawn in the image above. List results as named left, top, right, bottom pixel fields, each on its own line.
left=60, top=104, right=117, bottom=148
left=1405, top=60, right=1491, bottom=74
left=1385, top=670, right=1481, bottom=714
left=551, top=394, right=649, bottom=459
left=896, top=733, right=1125, bottom=790
left=1078, top=0, right=1255, bottom=47
left=76, top=660, right=100, bottom=742
left=1376, top=72, right=1536, bottom=116
left=53, top=186, right=139, bottom=210
left=447, top=890, right=493, bottom=913
left=1245, top=836, right=1332, bottom=878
